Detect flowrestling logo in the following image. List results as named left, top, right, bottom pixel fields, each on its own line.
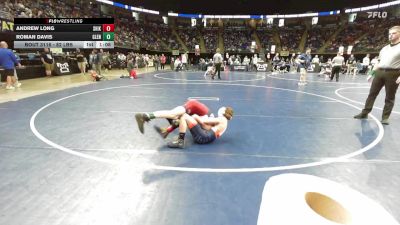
left=367, top=11, right=388, bottom=19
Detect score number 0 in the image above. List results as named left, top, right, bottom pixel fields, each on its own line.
left=102, top=24, right=114, bottom=32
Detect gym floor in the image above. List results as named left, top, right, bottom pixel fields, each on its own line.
left=0, top=69, right=399, bottom=225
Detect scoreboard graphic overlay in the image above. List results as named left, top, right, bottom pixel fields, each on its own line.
left=14, top=18, right=114, bottom=49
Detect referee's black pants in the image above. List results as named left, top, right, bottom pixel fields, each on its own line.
left=330, top=66, right=341, bottom=81
left=214, top=63, right=222, bottom=79
left=361, top=69, right=400, bottom=120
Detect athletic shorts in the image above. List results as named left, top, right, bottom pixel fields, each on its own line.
left=44, top=62, right=54, bottom=71
left=184, top=99, right=209, bottom=116
left=78, top=62, right=87, bottom=68
left=189, top=124, right=216, bottom=144
left=3, top=69, right=14, bottom=77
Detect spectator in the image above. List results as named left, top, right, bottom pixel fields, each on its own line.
left=160, top=54, right=166, bottom=70
left=94, top=49, right=103, bottom=75
left=0, top=41, right=22, bottom=90
left=40, top=48, right=54, bottom=77
left=361, top=54, right=370, bottom=74
left=181, top=52, right=188, bottom=70
left=346, top=54, right=356, bottom=75
left=76, top=49, right=86, bottom=75
left=12, top=50, right=22, bottom=87
left=154, top=54, right=160, bottom=71
left=126, top=54, right=135, bottom=77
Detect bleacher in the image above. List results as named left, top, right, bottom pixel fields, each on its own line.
left=2, top=0, right=399, bottom=55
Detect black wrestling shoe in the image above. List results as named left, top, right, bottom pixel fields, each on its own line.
left=167, top=138, right=184, bottom=149
left=165, top=119, right=179, bottom=127
left=135, top=113, right=150, bottom=134
left=166, top=118, right=173, bottom=125
left=154, top=125, right=169, bottom=139
left=353, top=113, right=368, bottom=119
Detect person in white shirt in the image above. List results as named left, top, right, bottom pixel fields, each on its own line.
left=242, top=56, right=250, bottom=71
left=228, top=57, right=234, bottom=67
left=312, top=55, right=320, bottom=64
left=362, top=54, right=370, bottom=74
left=181, top=52, right=188, bottom=70
left=330, top=53, right=345, bottom=82
left=243, top=56, right=250, bottom=65
left=212, top=48, right=223, bottom=79
left=174, top=58, right=183, bottom=71
left=354, top=26, right=400, bottom=125
left=311, top=55, right=320, bottom=72
left=252, top=54, right=259, bottom=71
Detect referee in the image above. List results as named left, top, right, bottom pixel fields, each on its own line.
left=212, top=48, right=223, bottom=80
left=354, top=26, right=400, bottom=125
left=0, top=41, right=21, bottom=90
left=330, top=52, right=344, bottom=82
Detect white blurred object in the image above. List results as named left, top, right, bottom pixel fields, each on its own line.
left=278, top=19, right=284, bottom=27
left=162, top=16, right=168, bottom=25
left=347, top=46, right=353, bottom=55
left=271, top=45, right=276, bottom=54
left=312, top=17, right=318, bottom=25
left=349, top=13, right=357, bottom=22
left=258, top=173, right=399, bottom=225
